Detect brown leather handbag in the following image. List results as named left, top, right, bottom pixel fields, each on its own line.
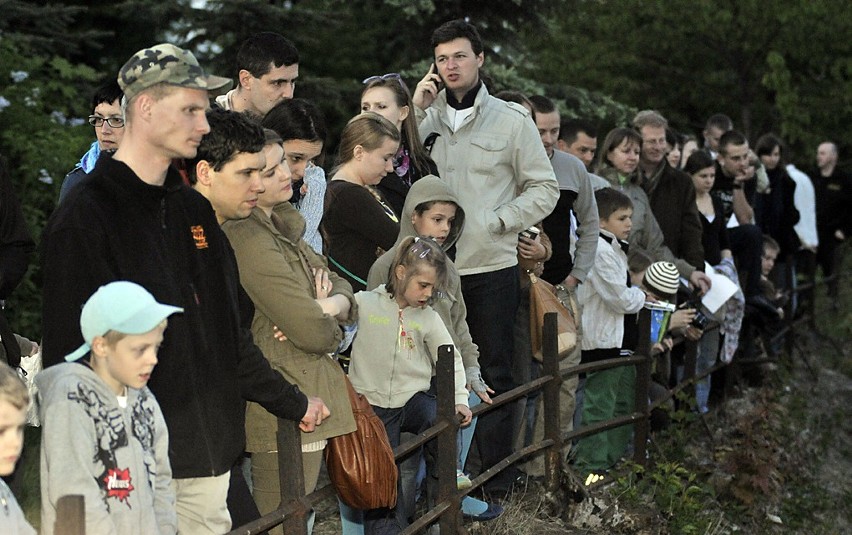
left=529, top=273, right=578, bottom=361
left=325, top=375, right=398, bottom=510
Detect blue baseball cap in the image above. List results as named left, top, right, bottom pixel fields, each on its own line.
left=65, top=281, right=184, bottom=362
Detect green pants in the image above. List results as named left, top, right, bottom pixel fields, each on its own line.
left=574, top=363, right=635, bottom=474
left=251, top=450, right=324, bottom=535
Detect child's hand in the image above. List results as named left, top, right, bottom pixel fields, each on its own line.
left=669, top=308, right=696, bottom=331
left=455, top=404, right=473, bottom=427
left=684, top=325, right=703, bottom=341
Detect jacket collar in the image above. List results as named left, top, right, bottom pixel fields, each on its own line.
left=446, top=79, right=483, bottom=110
left=98, top=156, right=185, bottom=200
left=639, top=159, right=667, bottom=196
left=600, top=228, right=629, bottom=255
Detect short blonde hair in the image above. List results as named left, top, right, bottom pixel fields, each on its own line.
left=0, top=362, right=28, bottom=411
left=101, top=319, right=168, bottom=347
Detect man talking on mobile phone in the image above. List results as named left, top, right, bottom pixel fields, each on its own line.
left=412, top=19, right=558, bottom=495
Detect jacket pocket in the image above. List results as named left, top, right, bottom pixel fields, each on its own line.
left=469, top=134, right=508, bottom=177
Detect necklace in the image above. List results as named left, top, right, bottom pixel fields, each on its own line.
left=398, top=309, right=415, bottom=358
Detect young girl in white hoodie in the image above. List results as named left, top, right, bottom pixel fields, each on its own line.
left=349, top=236, right=471, bottom=533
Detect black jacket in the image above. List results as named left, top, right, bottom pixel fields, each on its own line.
left=41, top=157, right=307, bottom=478
left=376, top=141, right=440, bottom=219
left=640, top=162, right=705, bottom=272
left=754, top=167, right=800, bottom=258
left=0, top=163, right=34, bottom=366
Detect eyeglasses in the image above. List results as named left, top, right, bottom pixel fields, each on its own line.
left=362, top=73, right=404, bottom=87
left=88, top=116, right=125, bottom=128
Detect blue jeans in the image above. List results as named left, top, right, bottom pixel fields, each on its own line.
left=366, top=391, right=437, bottom=534
left=695, top=329, right=720, bottom=413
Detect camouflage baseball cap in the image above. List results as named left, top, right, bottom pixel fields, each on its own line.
left=118, top=43, right=233, bottom=101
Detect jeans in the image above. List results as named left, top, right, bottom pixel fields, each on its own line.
left=461, top=266, right=520, bottom=481
left=364, top=391, right=437, bottom=534
left=695, top=329, right=720, bottom=413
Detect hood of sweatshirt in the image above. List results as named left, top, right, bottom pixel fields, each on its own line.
left=36, top=361, right=141, bottom=410
left=393, top=175, right=466, bottom=252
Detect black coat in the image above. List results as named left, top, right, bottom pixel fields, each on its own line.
left=0, top=163, right=34, bottom=366
left=754, top=167, right=800, bottom=258
left=41, top=157, right=307, bottom=478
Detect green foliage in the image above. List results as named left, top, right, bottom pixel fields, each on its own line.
left=616, top=460, right=715, bottom=534
left=0, top=0, right=102, bottom=57
left=522, top=0, right=852, bottom=161
left=0, top=35, right=96, bottom=335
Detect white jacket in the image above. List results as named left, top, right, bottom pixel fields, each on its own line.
left=578, top=231, right=646, bottom=350
left=786, top=164, right=819, bottom=249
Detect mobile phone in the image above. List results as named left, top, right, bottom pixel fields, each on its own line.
left=519, top=226, right=540, bottom=241
left=431, top=63, right=445, bottom=92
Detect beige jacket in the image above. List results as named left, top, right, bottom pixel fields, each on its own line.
left=416, top=84, right=558, bottom=275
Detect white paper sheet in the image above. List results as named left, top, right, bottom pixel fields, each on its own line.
left=701, top=261, right=738, bottom=313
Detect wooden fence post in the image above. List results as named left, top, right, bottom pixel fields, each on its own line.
left=436, top=344, right=461, bottom=534
left=277, top=419, right=307, bottom=535
left=632, top=309, right=652, bottom=467
left=542, top=312, right=562, bottom=493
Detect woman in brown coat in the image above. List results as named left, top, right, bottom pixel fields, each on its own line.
left=223, top=131, right=357, bottom=532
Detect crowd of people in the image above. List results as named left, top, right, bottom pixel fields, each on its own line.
left=0, top=18, right=848, bottom=535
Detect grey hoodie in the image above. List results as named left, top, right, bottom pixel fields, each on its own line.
left=37, top=363, right=176, bottom=535
left=367, top=176, right=481, bottom=371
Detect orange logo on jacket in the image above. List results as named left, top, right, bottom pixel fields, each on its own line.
left=191, top=225, right=209, bottom=249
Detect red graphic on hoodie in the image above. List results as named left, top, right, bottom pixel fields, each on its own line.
left=103, top=468, right=134, bottom=505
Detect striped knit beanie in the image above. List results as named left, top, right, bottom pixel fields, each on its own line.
left=643, top=261, right=680, bottom=301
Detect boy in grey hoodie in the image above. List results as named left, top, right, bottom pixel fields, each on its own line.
left=37, top=281, right=181, bottom=535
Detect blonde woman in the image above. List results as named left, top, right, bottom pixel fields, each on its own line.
left=322, top=113, right=401, bottom=292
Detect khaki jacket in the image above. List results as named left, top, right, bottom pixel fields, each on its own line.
left=223, top=204, right=357, bottom=451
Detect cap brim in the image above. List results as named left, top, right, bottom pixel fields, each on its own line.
left=65, top=343, right=91, bottom=362
left=205, top=75, right=233, bottom=98
left=113, top=303, right=184, bottom=336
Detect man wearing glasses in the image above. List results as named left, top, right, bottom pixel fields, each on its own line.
left=59, top=80, right=125, bottom=202
left=633, top=110, right=710, bottom=293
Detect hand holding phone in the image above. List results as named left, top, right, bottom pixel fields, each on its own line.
left=430, top=63, right=445, bottom=93
left=519, top=226, right=541, bottom=241
left=412, top=62, right=443, bottom=111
